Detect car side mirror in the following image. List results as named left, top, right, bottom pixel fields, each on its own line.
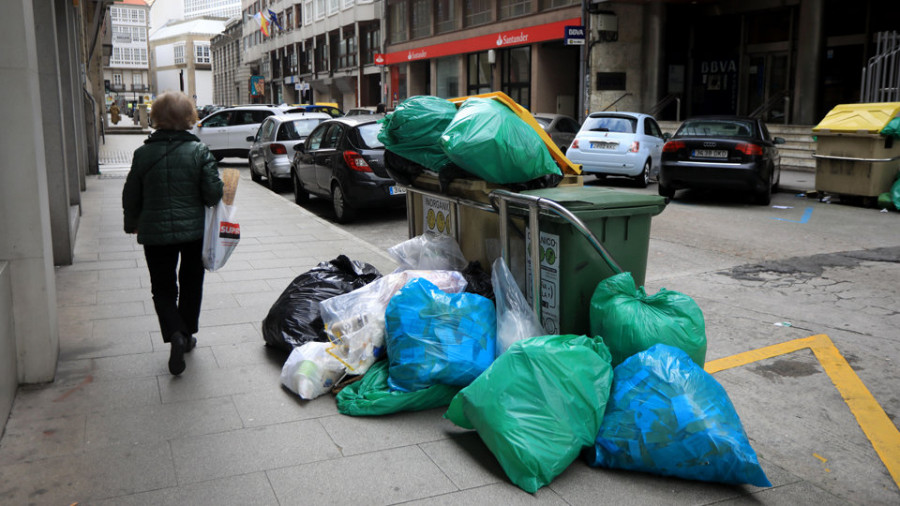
left=773, top=137, right=786, bottom=145
left=663, top=132, right=672, bottom=140
left=246, top=136, right=255, bottom=142
left=196, top=123, right=203, bottom=128
left=294, top=143, right=305, bottom=153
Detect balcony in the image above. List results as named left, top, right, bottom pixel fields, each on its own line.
left=131, top=84, right=149, bottom=92
left=109, top=83, right=126, bottom=92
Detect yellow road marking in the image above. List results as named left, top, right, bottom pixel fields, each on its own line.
left=705, top=334, right=900, bottom=490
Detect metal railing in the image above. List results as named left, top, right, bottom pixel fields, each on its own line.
left=861, top=31, right=900, bottom=102
left=602, top=92, right=632, bottom=111
left=402, top=185, right=623, bottom=320
left=749, top=90, right=790, bottom=125
left=647, top=94, right=681, bottom=121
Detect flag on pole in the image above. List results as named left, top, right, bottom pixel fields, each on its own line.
left=253, top=12, right=270, bottom=37
left=267, top=9, right=283, bottom=31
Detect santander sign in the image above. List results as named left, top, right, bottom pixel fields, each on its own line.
left=380, top=17, right=580, bottom=65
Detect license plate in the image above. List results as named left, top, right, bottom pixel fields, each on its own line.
left=590, top=141, right=617, bottom=150
left=389, top=185, right=407, bottom=195
left=693, top=149, right=728, bottom=158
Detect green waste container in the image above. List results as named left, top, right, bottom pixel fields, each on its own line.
left=514, top=186, right=667, bottom=336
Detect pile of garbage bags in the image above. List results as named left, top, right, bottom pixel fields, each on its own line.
left=264, top=232, right=770, bottom=492
left=379, top=95, right=563, bottom=186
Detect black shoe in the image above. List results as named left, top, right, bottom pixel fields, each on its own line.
left=168, top=332, right=187, bottom=375
left=184, top=336, right=197, bottom=353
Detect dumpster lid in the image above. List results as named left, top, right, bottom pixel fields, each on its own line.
left=812, top=102, right=900, bottom=134
left=520, top=187, right=667, bottom=210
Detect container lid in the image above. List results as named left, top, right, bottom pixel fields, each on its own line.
left=520, top=187, right=667, bottom=210
left=812, top=102, right=900, bottom=134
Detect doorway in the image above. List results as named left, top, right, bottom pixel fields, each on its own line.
left=744, top=52, right=790, bottom=123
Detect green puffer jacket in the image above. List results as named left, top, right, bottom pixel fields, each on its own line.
left=122, top=130, right=223, bottom=245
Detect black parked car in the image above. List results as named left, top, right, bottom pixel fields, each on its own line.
left=290, top=117, right=406, bottom=223
left=659, top=116, right=785, bottom=205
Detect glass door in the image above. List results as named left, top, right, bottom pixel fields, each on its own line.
left=745, top=52, right=789, bottom=122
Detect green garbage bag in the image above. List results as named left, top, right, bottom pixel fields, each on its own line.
left=378, top=95, right=457, bottom=172
left=881, top=116, right=900, bottom=139
left=892, top=175, right=900, bottom=211
left=439, top=97, right=562, bottom=184
left=589, top=272, right=706, bottom=367
left=336, top=360, right=460, bottom=416
left=444, top=334, right=613, bottom=493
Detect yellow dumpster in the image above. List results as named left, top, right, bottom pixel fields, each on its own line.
left=812, top=102, right=900, bottom=199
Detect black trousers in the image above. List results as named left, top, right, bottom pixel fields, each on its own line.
left=143, top=239, right=205, bottom=343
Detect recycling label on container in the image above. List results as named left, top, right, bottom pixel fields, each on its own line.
left=422, top=195, right=454, bottom=237
left=525, top=228, right=560, bottom=334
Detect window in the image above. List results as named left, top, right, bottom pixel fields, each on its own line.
left=342, top=0, right=355, bottom=8
left=501, top=46, right=531, bottom=109
left=328, top=0, right=339, bottom=15
left=307, top=124, right=328, bottom=150
left=113, top=73, right=123, bottom=85
left=339, top=32, right=357, bottom=68
left=360, top=23, right=380, bottom=65
left=411, top=0, right=432, bottom=39
left=260, top=119, right=276, bottom=141
left=465, top=0, right=491, bottom=27
left=195, top=44, right=210, bottom=64
left=541, top=0, right=577, bottom=9
left=315, top=0, right=325, bottom=19
left=304, top=1, right=312, bottom=25
left=203, top=111, right=231, bottom=127
left=132, top=74, right=142, bottom=85
left=436, top=0, right=457, bottom=34
left=499, top=0, right=530, bottom=19
left=467, top=52, right=491, bottom=95
left=320, top=124, right=344, bottom=149
left=388, top=2, right=407, bottom=43
left=174, top=43, right=185, bottom=64
left=436, top=56, right=458, bottom=98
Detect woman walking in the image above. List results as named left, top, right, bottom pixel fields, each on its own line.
left=122, top=91, right=223, bottom=375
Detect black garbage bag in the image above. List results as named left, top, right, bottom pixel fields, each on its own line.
left=262, top=255, right=381, bottom=354
left=462, top=261, right=494, bottom=301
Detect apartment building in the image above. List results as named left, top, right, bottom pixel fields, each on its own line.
left=104, top=0, right=152, bottom=111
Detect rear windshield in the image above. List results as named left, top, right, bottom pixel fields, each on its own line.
left=676, top=119, right=755, bottom=138
left=534, top=117, right=551, bottom=128
left=278, top=119, right=325, bottom=140
left=582, top=116, right=637, bottom=134
left=355, top=123, right=384, bottom=149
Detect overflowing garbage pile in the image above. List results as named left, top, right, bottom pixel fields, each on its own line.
left=378, top=94, right=569, bottom=191
left=262, top=232, right=771, bottom=492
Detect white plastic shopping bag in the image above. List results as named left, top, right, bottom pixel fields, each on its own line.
left=280, top=342, right=346, bottom=400
left=202, top=200, right=240, bottom=271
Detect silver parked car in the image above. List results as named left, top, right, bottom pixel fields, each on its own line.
left=533, top=113, right=581, bottom=152
left=192, top=105, right=287, bottom=161
left=247, top=112, right=331, bottom=191
left=565, top=112, right=668, bottom=187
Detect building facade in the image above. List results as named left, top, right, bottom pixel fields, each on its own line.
left=104, top=0, right=152, bottom=113
left=240, top=0, right=383, bottom=109
left=212, top=17, right=249, bottom=106
left=149, top=17, right=227, bottom=106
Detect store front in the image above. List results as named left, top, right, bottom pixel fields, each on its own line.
left=379, top=17, right=581, bottom=115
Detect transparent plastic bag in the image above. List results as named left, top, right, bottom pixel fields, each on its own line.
left=387, top=232, right=468, bottom=272
left=280, top=341, right=346, bottom=400
left=321, top=270, right=468, bottom=375
left=491, top=257, right=544, bottom=355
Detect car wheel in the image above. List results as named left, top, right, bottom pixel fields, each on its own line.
left=772, top=167, right=781, bottom=192
left=250, top=167, right=261, bottom=183
left=213, top=152, right=224, bottom=162
left=755, top=181, right=772, bottom=206
left=331, top=183, right=356, bottom=223
left=266, top=166, right=278, bottom=192
left=633, top=160, right=651, bottom=188
left=292, top=172, right=308, bottom=205
left=658, top=182, right=675, bottom=198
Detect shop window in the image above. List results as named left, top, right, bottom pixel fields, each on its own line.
left=501, top=46, right=531, bottom=109
left=436, top=0, right=458, bottom=34
left=411, top=0, right=432, bottom=39
left=467, top=52, right=492, bottom=95
left=499, top=0, right=530, bottom=19
left=465, top=0, right=491, bottom=27
left=436, top=56, right=459, bottom=98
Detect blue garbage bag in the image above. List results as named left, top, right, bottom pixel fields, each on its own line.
left=385, top=277, right=496, bottom=392
left=587, top=344, right=771, bottom=487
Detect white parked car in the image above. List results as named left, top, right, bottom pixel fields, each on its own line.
left=247, top=112, right=331, bottom=191
left=565, top=112, right=668, bottom=187
left=192, top=105, right=286, bottom=161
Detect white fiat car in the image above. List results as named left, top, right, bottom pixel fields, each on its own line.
left=565, top=112, right=668, bottom=187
